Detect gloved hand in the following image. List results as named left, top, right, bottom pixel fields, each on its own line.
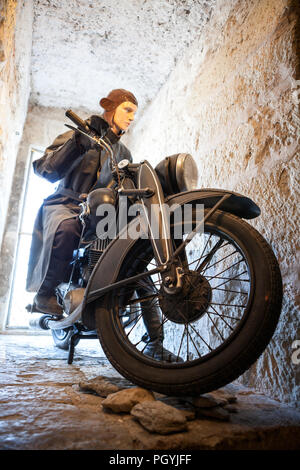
left=74, top=129, right=93, bottom=153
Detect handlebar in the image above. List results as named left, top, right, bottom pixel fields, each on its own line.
left=65, top=109, right=88, bottom=131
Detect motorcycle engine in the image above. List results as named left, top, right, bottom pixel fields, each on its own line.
left=76, top=237, right=111, bottom=286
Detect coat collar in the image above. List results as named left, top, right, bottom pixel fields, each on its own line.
left=87, top=115, right=109, bottom=136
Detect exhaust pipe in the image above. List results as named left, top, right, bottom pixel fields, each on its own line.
left=29, top=314, right=52, bottom=330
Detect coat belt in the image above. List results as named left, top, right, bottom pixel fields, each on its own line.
left=55, top=186, right=87, bottom=202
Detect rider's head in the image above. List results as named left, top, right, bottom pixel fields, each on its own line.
left=100, top=89, right=138, bottom=135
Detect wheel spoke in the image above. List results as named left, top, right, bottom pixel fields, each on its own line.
left=186, top=324, right=190, bottom=360
left=123, top=312, right=144, bottom=334
left=208, top=305, right=236, bottom=330
left=186, top=271, right=249, bottom=282
left=214, top=270, right=249, bottom=288
left=201, top=249, right=239, bottom=273
left=197, top=238, right=225, bottom=273
left=212, top=287, right=249, bottom=295
left=206, top=310, right=241, bottom=322
left=176, top=325, right=186, bottom=361
left=205, top=258, right=245, bottom=281
left=210, top=302, right=247, bottom=308
left=186, top=326, right=202, bottom=358
left=207, top=312, right=225, bottom=341
left=189, top=322, right=213, bottom=352
left=193, top=233, right=212, bottom=271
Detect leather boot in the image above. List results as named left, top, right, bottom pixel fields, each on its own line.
left=143, top=337, right=184, bottom=363
left=34, top=256, right=70, bottom=316
left=34, top=293, right=63, bottom=316
left=138, top=284, right=184, bottom=363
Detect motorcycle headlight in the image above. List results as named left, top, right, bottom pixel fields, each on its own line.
left=155, top=153, right=198, bottom=195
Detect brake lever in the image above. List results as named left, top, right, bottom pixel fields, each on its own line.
left=64, top=124, right=104, bottom=149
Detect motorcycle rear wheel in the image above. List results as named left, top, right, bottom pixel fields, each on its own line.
left=96, top=210, right=282, bottom=396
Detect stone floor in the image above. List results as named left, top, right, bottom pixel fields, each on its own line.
left=0, top=333, right=299, bottom=451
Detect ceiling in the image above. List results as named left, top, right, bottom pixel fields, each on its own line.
left=30, top=0, right=216, bottom=114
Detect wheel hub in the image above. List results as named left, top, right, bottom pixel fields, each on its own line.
left=159, top=270, right=212, bottom=324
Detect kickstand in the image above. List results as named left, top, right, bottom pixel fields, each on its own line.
left=67, top=326, right=98, bottom=364
left=68, top=331, right=80, bottom=365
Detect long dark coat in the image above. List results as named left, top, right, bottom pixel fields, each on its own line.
left=26, top=115, right=132, bottom=292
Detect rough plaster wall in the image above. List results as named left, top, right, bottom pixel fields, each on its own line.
left=30, top=0, right=216, bottom=112
left=0, top=0, right=33, bottom=248
left=126, top=0, right=300, bottom=406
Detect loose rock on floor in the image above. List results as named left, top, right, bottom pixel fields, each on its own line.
left=79, top=376, right=119, bottom=397
left=131, top=400, right=188, bottom=434
left=102, top=387, right=155, bottom=413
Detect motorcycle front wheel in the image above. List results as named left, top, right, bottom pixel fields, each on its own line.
left=96, top=209, right=282, bottom=396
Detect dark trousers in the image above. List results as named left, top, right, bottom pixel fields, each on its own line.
left=38, top=217, right=82, bottom=295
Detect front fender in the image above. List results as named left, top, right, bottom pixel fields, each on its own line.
left=166, top=189, right=260, bottom=220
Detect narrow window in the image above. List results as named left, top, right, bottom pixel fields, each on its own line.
left=6, top=147, right=57, bottom=329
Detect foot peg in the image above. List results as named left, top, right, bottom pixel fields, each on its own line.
left=28, top=314, right=53, bottom=330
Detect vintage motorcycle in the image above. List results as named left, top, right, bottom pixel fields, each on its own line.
left=29, top=110, right=282, bottom=396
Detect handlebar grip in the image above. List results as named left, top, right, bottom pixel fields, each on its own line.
left=65, top=109, right=88, bottom=130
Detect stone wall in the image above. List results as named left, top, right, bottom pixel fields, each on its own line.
left=125, top=0, right=300, bottom=406
left=0, top=0, right=33, bottom=248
